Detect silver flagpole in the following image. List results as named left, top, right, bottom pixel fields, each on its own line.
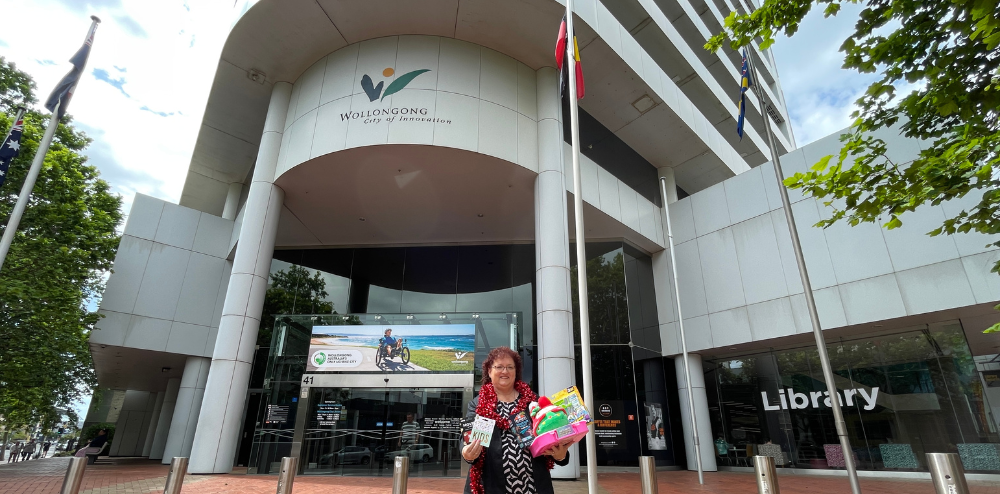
left=658, top=177, right=704, bottom=484
left=747, top=54, right=862, bottom=494
left=564, top=2, right=598, bottom=492
left=0, top=102, right=60, bottom=273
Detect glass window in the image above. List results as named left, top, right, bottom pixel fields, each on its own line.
left=704, top=322, right=1000, bottom=472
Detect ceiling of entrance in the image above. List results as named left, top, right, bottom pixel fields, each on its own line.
left=273, top=145, right=538, bottom=247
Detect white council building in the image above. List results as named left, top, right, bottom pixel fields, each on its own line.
left=84, top=0, right=1000, bottom=480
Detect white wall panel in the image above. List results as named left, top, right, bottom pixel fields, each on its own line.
left=174, top=253, right=226, bottom=326
left=192, top=213, right=235, bottom=259
left=895, top=260, right=976, bottom=315
left=813, top=286, right=848, bottom=329
left=166, top=322, right=211, bottom=356
left=123, top=316, right=171, bottom=352
left=691, top=183, right=731, bottom=236
left=881, top=204, right=960, bottom=272
left=963, top=251, right=1000, bottom=304
left=675, top=240, right=709, bottom=318
left=596, top=167, right=622, bottom=222
left=480, top=49, right=517, bottom=111
left=319, top=45, right=358, bottom=106
left=724, top=167, right=769, bottom=224
left=479, top=101, right=518, bottom=163
left=133, top=244, right=192, bottom=321
left=731, top=214, right=788, bottom=305
left=746, top=297, right=797, bottom=342
left=154, top=204, right=200, bottom=251
left=618, top=183, right=641, bottom=232
left=838, top=274, right=907, bottom=325
left=101, top=236, right=153, bottom=314
left=682, top=315, right=713, bottom=352
left=941, top=189, right=996, bottom=257
left=709, top=307, right=752, bottom=347
left=123, top=194, right=164, bottom=241
left=823, top=215, right=894, bottom=284
left=698, top=228, right=746, bottom=313
left=669, top=198, right=697, bottom=245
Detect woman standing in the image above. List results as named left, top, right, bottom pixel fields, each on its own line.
left=462, top=347, right=571, bottom=494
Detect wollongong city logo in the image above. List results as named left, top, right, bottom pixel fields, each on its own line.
left=341, top=67, right=450, bottom=124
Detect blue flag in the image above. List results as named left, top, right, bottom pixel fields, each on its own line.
left=44, top=18, right=100, bottom=119
left=737, top=49, right=752, bottom=140
left=0, top=110, right=25, bottom=189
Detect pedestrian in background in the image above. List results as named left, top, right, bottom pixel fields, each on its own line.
left=8, top=442, right=20, bottom=463
left=42, top=441, right=51, bottom=458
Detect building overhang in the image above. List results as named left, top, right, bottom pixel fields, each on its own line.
left=181, top=0, right=750, bottom=215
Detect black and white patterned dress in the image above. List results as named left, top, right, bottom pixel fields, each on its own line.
left=496, top=400, right=536, bottom=494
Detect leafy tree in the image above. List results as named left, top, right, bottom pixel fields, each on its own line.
left=0, top=58, right=123, bottom=430
left=259, top=264, right=335, bottom=347
left=706, top=0, right=1000, bottom=330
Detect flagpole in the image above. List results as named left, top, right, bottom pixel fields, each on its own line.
left=747, top=54, right=862, bottom=494
left=563, top=2, right=598, bottom=493
left=0, top=104, right=60, bottom=273
left=658, top=177, right=704, bottom=484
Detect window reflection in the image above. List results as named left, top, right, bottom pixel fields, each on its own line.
left=705, top=322, right=1000, bottom=472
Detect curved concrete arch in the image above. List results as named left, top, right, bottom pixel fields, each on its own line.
left=275, top=36, right=542, bottom=181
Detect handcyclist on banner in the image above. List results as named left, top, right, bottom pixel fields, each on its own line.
left=381, top=328, right=402, bottom=357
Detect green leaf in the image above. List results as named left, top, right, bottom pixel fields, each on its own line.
left=381, top=69, right=431, bottom=101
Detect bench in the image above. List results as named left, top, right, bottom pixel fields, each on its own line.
left=85, top=442, right=109, bottom=465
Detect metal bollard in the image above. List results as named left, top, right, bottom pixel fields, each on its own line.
left=59, top=457, right=87, bottom=494
left=927, top=453, right=970, bottom=494
left=639, top=456, right=658, bottom=494
left=392, top=456, right=409, bottom=494
left=275, top=457, right=298, bottom=494
left=753, top=455, right=780, bottom=494
left=163, top=457, right=188, bottom=494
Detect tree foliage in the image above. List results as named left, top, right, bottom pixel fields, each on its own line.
left=259, top=264, right=335, bottom=347
left=707, top=0, right=1000, bottom=329
left=0, top=58, right=123, bottom=429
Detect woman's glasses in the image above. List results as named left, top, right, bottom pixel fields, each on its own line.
left=491, top=365, right=515, bottom=372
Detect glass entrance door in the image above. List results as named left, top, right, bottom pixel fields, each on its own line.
left=302, top=387, right=466, bottom=477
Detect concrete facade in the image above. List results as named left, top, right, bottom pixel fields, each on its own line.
left=85, top=0, right=998, bottom=478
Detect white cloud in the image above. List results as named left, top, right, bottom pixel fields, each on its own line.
left=0, top=0, right=238, bottom=215
left=771, top=3, right=876, bottom=146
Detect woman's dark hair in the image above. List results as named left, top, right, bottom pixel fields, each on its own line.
left=481, top=346, right=522, bottom=384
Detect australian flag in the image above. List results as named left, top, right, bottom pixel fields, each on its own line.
left=44, top=17, right=100, bottom=119
left=737, top=49, right=752, bottom=140
left=0, top=110, right=25, bottom=189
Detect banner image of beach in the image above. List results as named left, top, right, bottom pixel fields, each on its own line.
left=307, top=324, right=475, bottom=372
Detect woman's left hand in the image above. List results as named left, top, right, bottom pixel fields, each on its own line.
left=543, top=442, right=570, bottom=462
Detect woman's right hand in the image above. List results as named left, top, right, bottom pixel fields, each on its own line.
left=462, top=438, right=483, bottom=461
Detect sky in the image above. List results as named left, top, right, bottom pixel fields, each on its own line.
left=0, top=0, right=875, bottom=425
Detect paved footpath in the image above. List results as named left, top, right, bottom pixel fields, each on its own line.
left=4, top=457, right=1000, bottom=493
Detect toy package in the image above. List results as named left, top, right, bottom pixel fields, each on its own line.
left=508, top=410, right=535, bottom=449
left=526, top=386, right=592, bottom=457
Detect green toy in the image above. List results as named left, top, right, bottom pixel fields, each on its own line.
left=528, top=396, right=571, bottom=435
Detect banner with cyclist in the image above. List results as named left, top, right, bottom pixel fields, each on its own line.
left=307, top=324, right=475, bottom=372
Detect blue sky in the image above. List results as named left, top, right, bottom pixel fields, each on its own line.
left=0, top=0, right=878, bottom=424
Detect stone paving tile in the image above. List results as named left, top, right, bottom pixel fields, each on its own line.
left=6, top=458, right=1000, bottom=494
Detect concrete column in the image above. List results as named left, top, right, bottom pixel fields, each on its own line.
left=141, top=391, right=165, bottom=457
left=163, top=356, right=211, bottom=463
left=222, top=182, right=244, bottom=220
left=658, top=167, right=678, bottom=204
left=110, top=390, right=154, bottom=457
left=533, top=66, right=578, bottom=479
left=189, top=81, right=291, bottom=474
left=674, top=354, right=718, bottom=472
left=149, top=378, right=180, bottom=460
